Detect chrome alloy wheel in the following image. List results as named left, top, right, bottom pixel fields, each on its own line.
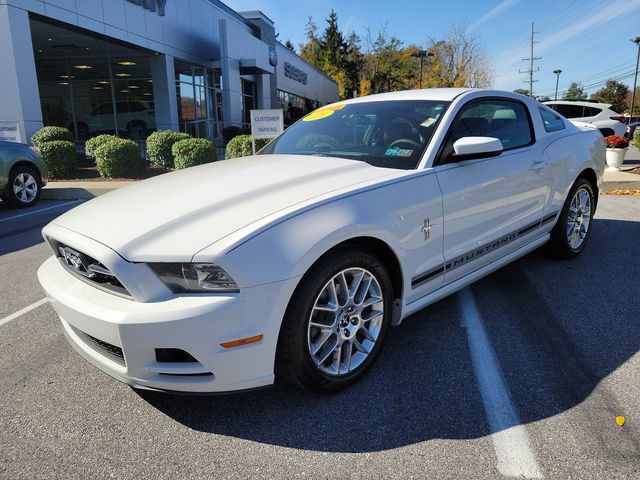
left=566, top=187, right=592, bottom=249
left=13, top=172, right=38, bottom=204
left=307, top=268, right=384, bottom=376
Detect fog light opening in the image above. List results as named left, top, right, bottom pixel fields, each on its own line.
left=155, top=348, right=197, bottom=363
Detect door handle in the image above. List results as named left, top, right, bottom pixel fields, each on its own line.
left=530, top=159, right=547, bottom=172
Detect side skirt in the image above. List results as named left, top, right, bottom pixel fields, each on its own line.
left=398, top=234, right=550, bottom=322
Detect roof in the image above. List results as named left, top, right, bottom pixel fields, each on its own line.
left=545, top=100, right=612, bottom=108
left=339, top=88, right=475, bottom=104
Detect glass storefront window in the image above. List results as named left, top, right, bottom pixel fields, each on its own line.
left=175, top=61, right=223, bottom=140
left=241, top=78, right=255, bottom=129
left=277, top=89, right=320, bottom=126
left=31, top=18, right=155, bottom=142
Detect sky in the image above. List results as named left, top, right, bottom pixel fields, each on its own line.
left=223, top=0, right=640, bottom=98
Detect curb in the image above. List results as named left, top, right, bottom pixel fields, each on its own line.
left=601, top=181, right=640, bottom=193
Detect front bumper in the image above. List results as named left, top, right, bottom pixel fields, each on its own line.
left=38, top=255, right=298, bottom=393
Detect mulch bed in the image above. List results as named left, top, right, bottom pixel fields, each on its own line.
left=54, top=164, right=172, bottom=182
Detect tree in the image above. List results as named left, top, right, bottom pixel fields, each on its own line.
left=625, top=86, right=640, bottom=116
left=284, top=39, right=295, bottom=52
left=513, top=89, right=529, bottom=96
left=563, top=82, right=587, bottom=101
left=299, top=10, right=362, bottom=99
left=590, top=80, right=630, bottom=113
left=425, top=25, right=493, bottom=88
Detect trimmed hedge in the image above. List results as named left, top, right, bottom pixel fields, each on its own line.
left=85, top=134, right=117, bottom=160
left=94, top=138, right=141, bottom=178
left=172, top=138, right=217, bottom=169
left=146, top=130, right=191, bottom=168
left=31, top=126, right=73, bottom=149
left=225, top=135, right=270, bottom=159
left=39, top=140, right=76, bottom=179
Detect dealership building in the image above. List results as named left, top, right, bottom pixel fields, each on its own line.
left=0, top=0, right=339, bottom=145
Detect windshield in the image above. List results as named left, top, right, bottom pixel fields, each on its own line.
left=259, top=100, right=449, bottom=169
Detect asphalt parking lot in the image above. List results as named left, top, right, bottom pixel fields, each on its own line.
left=1, top=196, right=639, bottom=479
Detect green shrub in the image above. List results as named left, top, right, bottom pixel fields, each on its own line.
left=146, top=130, right=191, bottom=168
left=225, top=135, right=270, bottom=159
left=85, top=134, right=117, bottom=160
left=634, top=131, right=640, bottom=150
left=222, top=126, right=248, bottom=145
left=31, top=126, right=73, bottom=148
left=94, top=138, right=141, bottom=178
left=172, top=138, right=217, bottom=169
left=38, top=140, right=76, bottom=178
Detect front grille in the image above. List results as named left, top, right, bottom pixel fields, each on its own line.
left=49, top=240, right=131, bottom=298
left=72, top=326, right=126, bottom=367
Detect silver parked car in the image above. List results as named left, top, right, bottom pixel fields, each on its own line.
left=0, top=141, right=48, bottom=208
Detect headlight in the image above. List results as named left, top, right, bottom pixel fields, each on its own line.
left=149, top=263, right=239, bottom=293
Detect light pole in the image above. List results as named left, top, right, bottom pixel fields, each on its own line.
left=412, top=50, right=434, bottom=89
left=553, top=69, right=562, bottom=101
left=629, top=37, right=640, bottom=123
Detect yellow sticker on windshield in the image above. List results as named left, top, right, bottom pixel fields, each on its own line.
left=303, top=104, right=347, bottom=121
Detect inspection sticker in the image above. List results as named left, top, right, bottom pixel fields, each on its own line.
left=385, top=147, right=414, bottom=157
left=303, top=104, right=347, bottom=121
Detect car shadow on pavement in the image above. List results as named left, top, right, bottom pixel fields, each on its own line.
left=138, top=216, right=640, bottom=453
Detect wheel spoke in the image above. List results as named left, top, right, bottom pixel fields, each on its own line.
left=317, top=338, right=339, bottom=365
left=343, top=342, right=353, bottom=372
left=311, top=329, right=334, bottom=355
left=332, top=345, right=342, bottom=373
left=349, top=270, right=365, bottom=300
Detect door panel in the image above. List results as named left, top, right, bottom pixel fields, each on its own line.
left=435, top=98, right=550, bottom=284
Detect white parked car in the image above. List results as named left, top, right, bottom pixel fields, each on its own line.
left=545, top=100, right=626, bottom=137
left=38, top=89, right=604, bottom=393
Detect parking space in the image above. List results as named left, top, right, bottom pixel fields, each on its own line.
left=1, top=196, right=639, bottom=479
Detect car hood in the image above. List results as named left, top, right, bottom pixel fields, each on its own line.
left=51, top=154, right=397, bottom=261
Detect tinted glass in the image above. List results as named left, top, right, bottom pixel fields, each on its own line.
left=539, top=107, right=565, bottom=133
left=582, top=106, right=602, bottom=117
left=259, top=100, right=449, bottom=170
left=442, top=99, right=533, bottom=158
left=552, top=104, right=584, bottom=118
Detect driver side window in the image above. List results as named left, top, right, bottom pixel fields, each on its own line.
left=442, top=99, right=533, bottom=160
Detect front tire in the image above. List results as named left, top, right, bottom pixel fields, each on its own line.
left=545, top=178, right=595, bottom=258
left=276, top=248, right=393, bottom=392
left=3, top=165, right=41, bottom=209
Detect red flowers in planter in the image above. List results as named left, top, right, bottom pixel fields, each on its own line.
left=604, top=135, right=629, bottom=149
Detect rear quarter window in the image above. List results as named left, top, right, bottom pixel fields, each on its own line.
left=539, top=107, right=565, bottom=133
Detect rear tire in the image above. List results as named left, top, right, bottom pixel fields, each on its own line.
left=545, top=178, right=594, bottom=259
left=3, top=165, right=41, bottom=209
left=276, top=248, right=393, bottom=393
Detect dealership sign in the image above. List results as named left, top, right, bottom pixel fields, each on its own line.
left=250, top=109, right=283, bottom=153
left=0, top=122, right=21, bottom=143
left=126, top=0, right=167, bottom=16
left=284, top=62, right=308, bottom=85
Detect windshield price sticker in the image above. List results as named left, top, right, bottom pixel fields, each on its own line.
left=303, top=104, right=347, bottom=122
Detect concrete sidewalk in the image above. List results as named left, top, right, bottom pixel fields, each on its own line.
left=41, top=180, right=136, bottom=200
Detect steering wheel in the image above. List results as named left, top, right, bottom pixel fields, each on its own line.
left=388, top=138, right=422, bottom=149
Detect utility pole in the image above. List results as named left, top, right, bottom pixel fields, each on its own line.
left=519, top=22, right=540, bottom=97
left=553, top=69, right=562, bottom=101
left=630, top=36, right=640, bottom=123
left=411, top=50, right=434, bottom=89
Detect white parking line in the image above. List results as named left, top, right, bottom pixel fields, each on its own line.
left=0, top=200, right=81, bottom=223
left=458, top=287, right=543, bottom=479
left=0, top=298, right=49, bottom=328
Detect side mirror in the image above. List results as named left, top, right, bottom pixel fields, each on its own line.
left=451, top=136, right=503, bottom=161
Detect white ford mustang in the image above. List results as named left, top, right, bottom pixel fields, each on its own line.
left=38, top=89, right=604, bottom=393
